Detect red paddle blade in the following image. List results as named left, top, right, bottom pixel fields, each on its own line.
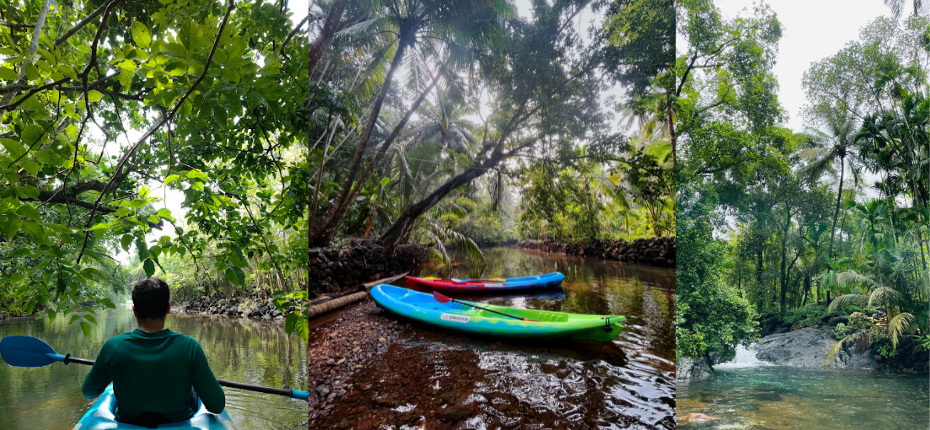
left=432, top=291, right=452, bottom=303
left=523, top=318, right=540, bottom=322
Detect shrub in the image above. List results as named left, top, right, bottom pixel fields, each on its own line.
left=834, top=323, right=847, bottom=340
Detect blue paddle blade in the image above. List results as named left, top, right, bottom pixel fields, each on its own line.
left=291, top=390, right=309, bottom=401
left=0, top=335, right=67, bottom=368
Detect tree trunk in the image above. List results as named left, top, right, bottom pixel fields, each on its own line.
left=379, top=156, right=501, bottom=250
left=316, top=70, right=441, bottom=245
left=307, top=0, right=349, bottom=79
left=779, top=207, right=791, bottom=314
left=828, top=157, right=845, bottom=261
left=307, top=34, right=411, bottom=246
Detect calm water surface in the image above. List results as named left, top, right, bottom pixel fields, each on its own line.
left=0, top=306, right=307, bottom=429
left=678, top=365, right=930, bottom=429
left=396, top=247, right=677, bottom=429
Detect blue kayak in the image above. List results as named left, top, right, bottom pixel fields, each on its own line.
left=370, top=284, right=624, bottom=342
left=73, top=385, right=235, bottom=430
left=406, top=272, right=565, bottom=294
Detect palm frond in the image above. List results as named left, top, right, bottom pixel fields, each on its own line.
left=888, top=312, right=914, bottom=351
left=827, top=294, right=870, bottom=312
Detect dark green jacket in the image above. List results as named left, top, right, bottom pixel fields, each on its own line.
left=82, top=328, right=225, bottom=423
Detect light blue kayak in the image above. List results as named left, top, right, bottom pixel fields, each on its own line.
left=370, top=284, right=624, bottom=342
left=73, top=385, right=235, bottom=430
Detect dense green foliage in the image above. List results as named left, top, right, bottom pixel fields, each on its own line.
left=0, top=1, right=309, bottom=337
left=305, top=0, right=675, bottom=290
left=676, top=0, right=929, bottom=362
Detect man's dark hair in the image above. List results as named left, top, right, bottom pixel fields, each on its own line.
left=132, top=278, right=170, bottom=319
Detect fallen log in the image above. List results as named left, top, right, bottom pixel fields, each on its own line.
left=306, top=272, right=408, bottom=321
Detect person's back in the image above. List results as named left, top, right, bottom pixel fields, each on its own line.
left=82, top=278, right=224, bottom=426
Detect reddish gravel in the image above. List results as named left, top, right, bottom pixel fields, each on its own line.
left=307, top=298, right=673, bottom=430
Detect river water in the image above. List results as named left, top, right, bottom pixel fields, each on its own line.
left=677, top=346, right=930, bottom=429
left=0, top=306, right=307, bottom=429
left=394, top=247, right=677, bottom=429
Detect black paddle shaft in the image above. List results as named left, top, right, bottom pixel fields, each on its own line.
left=61, top=354, right=293, bottom=397
left=450, top=298, right=527, bottom=321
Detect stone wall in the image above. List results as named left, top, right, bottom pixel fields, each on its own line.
left=308, top=242, right=428, bottom=295
left=518, top=237, right=675, bottom=268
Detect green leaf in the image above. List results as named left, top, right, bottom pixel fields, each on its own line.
left=80, top=321, right=91, bottom=337
left=22, top=124, right=44, bottom=146
left=136, top=236, right=149, bottom=260
left=186, top=170, right=210, bottom=181
left=69, top=314, right=81, bottom=324
left=294, top=315, right=309, bottom=341
left=21, top=220, right=43, bottom=239
left=1, top=217, right=21, bottom=239
left=165, top=174, right=180, bottom=185
left=232, top=266, right=245, bottom=285
left=84, top=314, right=97, bottom=325
left=87, top=90, right=104, bottom=103
left=16, top=204, right=41, bottom=220
left=10, top=272, right=25, bottom=283
left=23, top=63, right=39, bottom=80
left=143, top=258, right=155, bottom=277
left=1, top=137, right=26, bottom=156
left=48, top=308, right=57, bottom=322
left=0, top=67, right=17, bottom=80
left=225, top=267, right=239, bottom=285
left=100, top=298, right=116, bottom=309
left=156, top=208, right=172, bottom=217
left=131, top=22, right=152, bottom=48
left=284, top=311, right=297, bottom=334
left=121, top=234, right=133, bottom=252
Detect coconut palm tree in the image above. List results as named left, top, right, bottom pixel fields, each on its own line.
left=798, top=111, right=864, bottom=263
left=308, top=0, right=516, bottom=246
left=882, top=0, right=929, bottom=19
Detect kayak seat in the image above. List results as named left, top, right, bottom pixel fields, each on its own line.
left=540, top=314, right=568, bottom=323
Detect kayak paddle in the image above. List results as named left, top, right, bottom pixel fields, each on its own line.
left=431, top=291, right=539, bottom=322
left=0, top=335, right=310, bottom=401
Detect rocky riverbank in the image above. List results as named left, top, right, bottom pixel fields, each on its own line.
left=518, top=237, right=675, bottom=267
left=180, top=295, right=305, bottom=320
left=308, top=242, right=428, bottom=295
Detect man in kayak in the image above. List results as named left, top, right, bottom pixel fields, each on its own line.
left=82, top=277, right=225, bottom=427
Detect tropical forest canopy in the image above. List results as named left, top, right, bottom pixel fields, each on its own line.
left=305, top=0, right=675, bottom=288
left=0, top=0, right=310, bottom=336
left=676, top=0, right=929, bottom=363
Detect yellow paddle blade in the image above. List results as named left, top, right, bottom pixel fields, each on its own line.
left=422, top=277, right=441, bottom=281
left=489, top=278, right=506, bottom=282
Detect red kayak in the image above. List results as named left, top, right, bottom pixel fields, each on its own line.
left=405, top=272, right=565, bottom=294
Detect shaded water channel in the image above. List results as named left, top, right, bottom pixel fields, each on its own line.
left=373, top=247, right=677, bottom=429
left=677, top=365, right=929, bottom=429
left=0, top=306, right=307, bottom=429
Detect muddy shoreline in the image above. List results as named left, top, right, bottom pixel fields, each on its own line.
left=307, top=299, right=675, bottom=429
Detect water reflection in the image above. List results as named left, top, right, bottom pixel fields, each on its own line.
left=398, top=247, right=676, bottom=429
left=0, top=306, right=307, bottom=430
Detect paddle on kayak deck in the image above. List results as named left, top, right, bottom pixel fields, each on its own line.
left=431, top=291, right=539, bottom=322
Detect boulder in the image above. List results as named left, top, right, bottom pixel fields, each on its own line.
left=677, top=356, right=715, bottom=381
left=754, top=326, right=877, bottom=369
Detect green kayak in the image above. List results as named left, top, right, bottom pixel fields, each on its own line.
left=370, top=284, right=625, bottom=342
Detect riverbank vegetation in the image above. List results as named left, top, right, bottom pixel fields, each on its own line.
left=0, top=1, right=309, bottom=336
left=305, top=0, right=676, bottom=295
left=676, top=0, right=928, bottom=365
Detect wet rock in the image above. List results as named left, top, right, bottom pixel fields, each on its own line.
left=676, top=356, right=715, bottom=381
left=755, top=327, right=878, bottom=369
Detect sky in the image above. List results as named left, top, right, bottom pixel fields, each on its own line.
left=715, top=0, right=892, bottom=131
